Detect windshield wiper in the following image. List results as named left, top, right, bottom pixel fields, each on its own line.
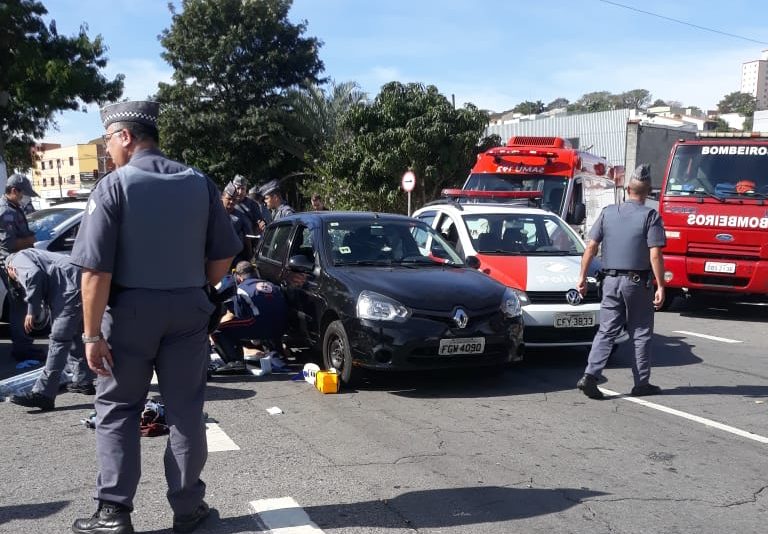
left=335, top=259, right=392, bottom=266
left=692, top=190, right=725, bottom=203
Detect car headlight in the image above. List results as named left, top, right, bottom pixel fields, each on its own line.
left=356, top=290, right=411, bottom=322
left=511, top=288, right=530, bottom=306
left=501, top=288, right=522, bottom=317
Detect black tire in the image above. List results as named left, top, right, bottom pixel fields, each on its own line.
left=322, top=320, right=355, bottom=385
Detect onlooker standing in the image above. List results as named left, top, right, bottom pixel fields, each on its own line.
left=231, top=175, right=261, bottom=230
left=310, top=193, right=328, bottom=211
left=222, top=183, right=252, bottom=265
left=69, top=100, right=241, bottom=534
left=7, top=249, right=94, bottom=412
left=259, top=179, right=294, bottom=226
left=576, top=164, right=666, bottom=400
left=0, top=173, right=45, bottom=362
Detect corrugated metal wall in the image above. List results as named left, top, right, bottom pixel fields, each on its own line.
left=485, top=109, right=632, bottom=166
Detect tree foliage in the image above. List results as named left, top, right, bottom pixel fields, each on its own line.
left=319, top=82, right=496, bottom=212
left=545, top=97, right=569, bottom=111
left=566, top=89, right=653, bottom=113
left=0, top=0, right=123, bottom=170
left=717, top=91, right=756, bottom=116
left=155, top=0, right=323, bottom=185
left=513, top=100, right=544, bottom=115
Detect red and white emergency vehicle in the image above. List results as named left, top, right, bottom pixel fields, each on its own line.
left=659, top=132, right=768, bottom=302
left=462, top=136, right=621, bottom=237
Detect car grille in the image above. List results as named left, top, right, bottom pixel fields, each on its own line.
left=688, top=274, right=750, bottom=288
left=687, top=242, right=761, bottom=261
left=525, top=326, right=597, bottom=344
left=526, top=287, right=600, bottom=305
left=411, top=306, right=501, bottom=328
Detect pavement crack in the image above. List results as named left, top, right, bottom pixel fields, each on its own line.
left=721, top=485, right=768, bottom=507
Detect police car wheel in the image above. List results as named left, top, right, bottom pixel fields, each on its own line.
left=322, top=320, right=355, bottom=385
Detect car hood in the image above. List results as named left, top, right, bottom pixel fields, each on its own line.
left=335, top=266, right=504, bottom=311
left=476, top=254, right=599, bottom=291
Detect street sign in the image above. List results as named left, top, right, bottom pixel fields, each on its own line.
left=401, top=171, right=416, bottom=192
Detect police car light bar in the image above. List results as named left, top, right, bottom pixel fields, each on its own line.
left=490, top=148, right=560, bottom=159
left=441, top=189, right=544, bottom=200
left=696, top=131, right=768, bottom=138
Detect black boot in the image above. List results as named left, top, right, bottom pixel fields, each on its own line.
left=72, top=501, right=134, bottom=534
left=173, top=501, right=211, bottom=533
left=10, top=391, right=55, bottom=411
left=576, top=373, right=604, bottom=400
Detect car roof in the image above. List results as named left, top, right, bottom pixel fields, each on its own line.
left=37, top=201, right=89, bottom=211
left=414, top=202, right=556, bottom=218
left=278, top=211, right=419, bottom=224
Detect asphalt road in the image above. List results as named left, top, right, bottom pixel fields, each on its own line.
left=1, top=298, right=767, bottom=534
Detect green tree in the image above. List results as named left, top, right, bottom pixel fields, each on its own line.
left=617, top=89, right=651, bottom=110
left=650, top=98, right=667, bottom=107
left=0, top=0, right=123, bottom=172
left=710, top=117, right=731, bottom=132
left=544, top=97, right=569, bottom=111
left=155, top=0, right=323, bottom=185
left=717, top=91, right=756, bottom=116
left=322, top=82, right=495, bottom=212
left=513, top=100, right=545, bottom=115
left=570, top=91, right=615, bottom=113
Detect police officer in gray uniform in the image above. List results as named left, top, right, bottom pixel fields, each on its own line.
left=0, top=173, right=46, bottom=361
left=222, top=182, right=252, bottom=265
left=259, top=179, right=295, bottom=224
left=248, top=185, right=272, bottom=228
left=576, top=164, right=666, bottom=400
left=70, top=101, right=241, bottom=534
left=230, top=174, right=261, bottom=229
left=7, top=249, right=94, bottom=411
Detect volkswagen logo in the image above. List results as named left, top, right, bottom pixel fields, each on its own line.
left=566, top=289, right=583, bottom=306
left=452, top=308, right=469, bottom=329
left=715, top=233, right=734, bottom=242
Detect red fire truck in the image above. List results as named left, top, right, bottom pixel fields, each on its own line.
left=659, top=132, right=768, bottom=303
left=462, top=136, right=620, bottom=237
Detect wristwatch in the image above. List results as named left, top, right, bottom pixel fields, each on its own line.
left=82, top=333, right=103, bottom=344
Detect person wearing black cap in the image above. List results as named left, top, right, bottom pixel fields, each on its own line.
left=0, top=173, right=45, bottom=362
left=247, top=185, right=272, bottom=229
left=575, top=164, right=667, bottom=400
left=70, top=101, right=242, bottom=534
left=222, top=182, right=252, bottom=265
left=209, top=260, right=287, bottom=374
left=230, top=175, right=261, bottom=230
left=259, top=179, right=294, bottom=225
left=6, top=248, right=94, bottom=412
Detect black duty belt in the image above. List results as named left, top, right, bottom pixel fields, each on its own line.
left=603, top=269, right=650, bottom=282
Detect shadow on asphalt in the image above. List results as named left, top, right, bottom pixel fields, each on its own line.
left=0, top=499, right=69, bottom=525
left=203, top=384, right=257, bottom=402
left=140, top=486, right=607, bottom=533
left=660, top=384, right=768, bottom=398
left=669, top=298, right=768, bottom=323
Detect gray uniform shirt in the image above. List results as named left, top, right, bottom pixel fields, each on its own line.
left=71, top=148, right=242, bottom=289
left=0, top=196, right=34, bottom=263
left=9, top=249, right=80, bottom=316
left=272, top=202, right=295, bottom=221
left=235, top=197, right=261, bottom=231
left=589, top=200, right=666, bottom=271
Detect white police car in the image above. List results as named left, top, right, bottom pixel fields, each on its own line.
left=413, top=196, right=602, bottom=347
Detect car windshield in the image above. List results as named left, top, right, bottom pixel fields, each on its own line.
left=27, top=207, right=82, bottom=241
left=463, top=173, right=568, bottom=212
left=665, top=144, right=768, bottom=199
left=326, top=219, right=464, bottom=266
left=463, top=212, right=584, bottom=255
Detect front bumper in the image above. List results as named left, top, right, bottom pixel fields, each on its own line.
left=522, top=304, right=600, bottom=347
left=664, top=254, right=768, bottom=296
left=346, top=312, right=524, bottom=371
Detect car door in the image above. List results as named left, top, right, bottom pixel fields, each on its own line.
left=282, top=223, right=324, bottom=347
left=255, top=222, right=294, bottom=283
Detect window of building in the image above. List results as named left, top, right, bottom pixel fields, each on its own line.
left=40, top=161, right=45, bottom=170
left=69, top=156, right=74, bottom=166
left=68, top=175, right=76, bottom=184
left=43, top=178, right=47, bottom=187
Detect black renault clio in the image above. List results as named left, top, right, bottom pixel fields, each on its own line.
left=255, top=212, right=524, bottom=384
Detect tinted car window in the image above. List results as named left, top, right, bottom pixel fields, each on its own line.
left=261, top=224, right=293, bottom=263
left=27, top=207, right=81, bottom=241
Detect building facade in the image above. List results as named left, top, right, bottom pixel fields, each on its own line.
left=30, top=141, right=110, bottom=205
left=741, top=50, right=768, bottom=111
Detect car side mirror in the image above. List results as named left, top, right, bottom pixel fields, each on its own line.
left=465, top=255, right=481, bottom=270
left=288, top=254, right=314, bottom=273
left=569, top=203, right=586, bottom=225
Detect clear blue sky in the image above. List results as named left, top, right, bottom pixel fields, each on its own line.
left=41, top=0, right=768, bottom=146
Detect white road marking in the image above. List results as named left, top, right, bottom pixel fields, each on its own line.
left=249, top=497, right=324, bottom=533
left=599, top=388, right=768, bottom=445
left=206, top=422, right=240, bottom=452
left=673, top=330, right=742, bottom=344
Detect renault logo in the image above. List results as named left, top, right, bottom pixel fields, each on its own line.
left=452, top=308, right=469, bottom=329
left=566, top=289, right=583, bottom=306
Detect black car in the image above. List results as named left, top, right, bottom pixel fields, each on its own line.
left=255, top=211, right=524, bottom=384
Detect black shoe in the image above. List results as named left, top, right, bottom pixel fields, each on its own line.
left=67, top=382, right=97, bottom=395
left=10, top=391, right=55, bottom=411
left=211, top=360, right=247, bottom=375
left=72, top=501, right=134, bottom=534
left=576, top=374, right=604, bottom=400
left=631, top=383, right=662, bottom=396
left=173, top=501, right=211, bottom=533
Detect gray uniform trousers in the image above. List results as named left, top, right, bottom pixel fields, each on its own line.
left=585, top=275, right=655, bottom=386
left=94, top=287, right=213, bottom=515
left=32, top=303, right=91, bottom=398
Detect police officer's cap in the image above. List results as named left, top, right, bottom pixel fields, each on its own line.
left=259, top=179, right=281, bottom=197
left=234, top=261, right=256, bottom=277
left=100, top=100, right=160, bottom=129
left=223, top=183, right=238, bottom=197
left=630, top=164, right=651, bottom=183
left=6, top=173, right=39, bottom=197
left=232, top=175, right=247, bottom=187
left=248, top=185, right=263, bottom=198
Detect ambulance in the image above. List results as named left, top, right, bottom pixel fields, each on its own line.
left=659, top=132, right=768, bottom=303
left=461, top=136, right=621, bottom=238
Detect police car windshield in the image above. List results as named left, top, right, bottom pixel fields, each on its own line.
left=27, top=207, right=82, bottom=242
left=463, top=212, right=584, bottom=255
left=665, top=144, right=768, bottom=200
left=463, top=174, right=567, bottom=212
left=327, top=220, right=464, bottom=266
